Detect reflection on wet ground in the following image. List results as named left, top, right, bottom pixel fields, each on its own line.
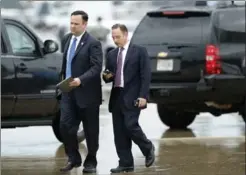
left=1, top=104, right=245, bottom=175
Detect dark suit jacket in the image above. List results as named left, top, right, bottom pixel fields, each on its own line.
left=103, top=43, right=151, bottom=112
left=61, top=31, right=103, bottom=108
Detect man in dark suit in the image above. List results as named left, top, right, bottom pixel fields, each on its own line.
left=59, top=10, right=103, bottom=174
left=102, top=24, right=155, bottom=173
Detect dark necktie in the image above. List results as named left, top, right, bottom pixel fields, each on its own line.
left=114, top=47, right=124, bottom=87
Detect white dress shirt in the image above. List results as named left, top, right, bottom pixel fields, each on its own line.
left=117, top=41, right=130, bottom=87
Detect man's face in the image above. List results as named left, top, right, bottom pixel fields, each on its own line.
left=70, top=15, right=87, bottom=36
left=112, top=28, right=128, bottom=47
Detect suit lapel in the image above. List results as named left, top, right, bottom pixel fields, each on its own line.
left=123, top=43, right=134, bottom=69
left=63, top=34, right=72, bottom=58
left=112, top=48, right=119, bottom=72
left=113, top=44, right=134, bottom=72
left=72, top=31, right=89, bottom=61
left=62, top=34, right=72, bottom=78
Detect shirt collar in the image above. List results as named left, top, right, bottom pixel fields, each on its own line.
left=121, top=40, right=130, bottom=51
left=72, top=31, right=85, bottom=42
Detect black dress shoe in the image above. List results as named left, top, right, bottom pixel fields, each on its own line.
left=83, top=165, right=97, bottom=174
left=60, top=162, right=81, bottom=172
left=145, top=144, right=155, bottom=167
left=110, top=166, right=134, bottom=173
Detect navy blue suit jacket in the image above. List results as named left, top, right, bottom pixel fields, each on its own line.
left=61, top=31, right=103, bottom=108
left=104, top=43, right=151, bottom=112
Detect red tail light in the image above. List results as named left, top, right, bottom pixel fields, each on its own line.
left=162, top=11, right=185, bottom=15
left=205, top=45, right=221, bottom=74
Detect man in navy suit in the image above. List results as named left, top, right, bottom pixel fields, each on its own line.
left=59, top=10, right=103, bottom=173
left=103, top=24, right=155, bottom=173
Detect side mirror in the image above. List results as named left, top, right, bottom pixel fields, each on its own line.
left=43, top=40, right=58, bottom=54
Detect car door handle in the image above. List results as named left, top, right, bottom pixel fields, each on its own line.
left=16, top=63, right=27, bottom=71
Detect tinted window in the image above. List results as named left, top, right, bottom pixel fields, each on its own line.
left=151, top=0, right=197, bottom=7
left=213, top=9, right=245, bottom=44
left=131, top=12, right=210, bottom=45
left=5, top=24, right=36, bottom=55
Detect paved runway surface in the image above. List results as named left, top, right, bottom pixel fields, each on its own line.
left=2, top=88, right=245, bottom=175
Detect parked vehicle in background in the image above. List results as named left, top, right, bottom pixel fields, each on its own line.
left=209, top=5, right=246, bottom=121
left=1, top=17, right=85, bottom=143
left=130, top=3, right=246, bottom=129
left=1, top=1, right=28, bottom=22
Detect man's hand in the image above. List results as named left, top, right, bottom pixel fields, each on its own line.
left=103, top=72, right=113, bottom=80
left=137, top=98, right=147, bottom=108
left=69, top=78, right=81, bottom=87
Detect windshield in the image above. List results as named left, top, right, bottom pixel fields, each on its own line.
left=131, top=13, right=210, bottom=45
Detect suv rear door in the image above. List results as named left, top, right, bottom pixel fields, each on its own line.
left=130, top=8, right=212, bottom=83
left=210, top=7, right=245, bottom=75
left=1, top=25, right=16, bottom=118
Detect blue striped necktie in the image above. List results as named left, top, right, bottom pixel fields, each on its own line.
left=66, top=37, right=77, bottom=79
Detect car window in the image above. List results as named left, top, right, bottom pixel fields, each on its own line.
left=213, top=9, right=245, bottom=44
left=151, top=0, right=196, bottom=7
left=131, top=12, right=211, bottom=45
left=5, top=23, right=36, bottom=55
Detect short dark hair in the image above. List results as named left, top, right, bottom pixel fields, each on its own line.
left=111, top=23, right=128, bottom=33
left=71, top=10, right=88, bottom=22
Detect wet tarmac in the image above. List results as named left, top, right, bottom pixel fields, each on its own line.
left=1, top=101, right=245, bottom=175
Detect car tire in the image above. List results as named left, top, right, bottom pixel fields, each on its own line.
left=242, top=115, right=246, bottom=122
left=52, top=111, right=85, bottom=143
left=240, top=99, right=246, bottom=123
left=157, top=104, right=197, bottom=129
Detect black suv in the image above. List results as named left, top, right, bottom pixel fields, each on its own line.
left=1, top=17, right=85, bottom=142
left=130, top=5, right=246, bottom=129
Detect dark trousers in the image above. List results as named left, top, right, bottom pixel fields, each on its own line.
left=60, top=92, right=99, bottom=166
left=111, top=88, right=152, bottom=166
